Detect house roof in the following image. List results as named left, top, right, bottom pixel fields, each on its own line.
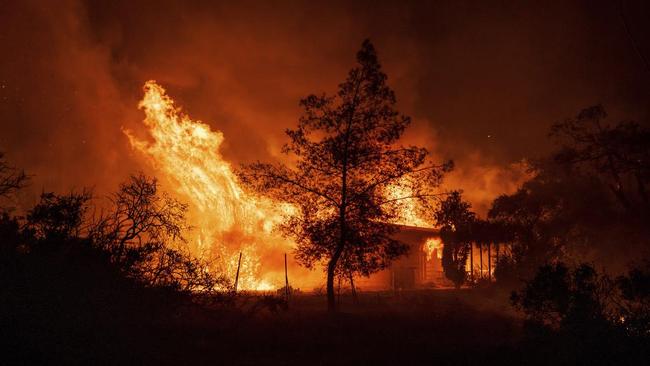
left=391, top=224, right=439, bottom=235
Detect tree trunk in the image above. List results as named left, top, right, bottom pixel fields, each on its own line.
left=326, top=261, right=337, bottom=312
left=349, top=272, right=358, bottom=305
left=327, top=241, right=345, bottom=313
left=337, top=276, right=342, bottom=306
left=479, top=244, right=483, bottom=278
left=495, top=243, right=499, bottom=277
left=329, top=85, right=353, bottom=313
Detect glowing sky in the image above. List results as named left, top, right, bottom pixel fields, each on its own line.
left=1, top=0, right=649, bottom=214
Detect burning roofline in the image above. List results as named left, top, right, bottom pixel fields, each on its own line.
left=390, top=223, right=440, bottom=234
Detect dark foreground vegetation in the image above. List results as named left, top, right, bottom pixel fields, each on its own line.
left=2, top=260, right=649, bottom=366
left=1, top=170, right=648, bottom=365
left=0, top=177, right=648, bottom=364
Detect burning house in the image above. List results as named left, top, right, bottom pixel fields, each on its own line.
left=127, top=81, right=502, bottom=292
left=356, top=225, right=450, bottom=290
left=357, top=224, right=504, bottom=291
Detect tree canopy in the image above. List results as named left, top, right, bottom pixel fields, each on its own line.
left=240, top=40, right=451, bottom=311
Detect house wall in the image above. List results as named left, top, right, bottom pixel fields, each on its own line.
left=354, top=225, right=450, bottom=290
left=351, top=226, right=511, bottom=291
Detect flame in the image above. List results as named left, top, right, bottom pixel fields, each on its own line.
left=424, top=238, right=443, bottom=261
left=125, top=81, right=293, bottom=290
left=124, top=81, right=440, bottom=291
left=385, top=180, right=433, bottom=227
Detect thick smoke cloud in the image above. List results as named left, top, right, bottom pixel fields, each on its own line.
left=1, top=0, right=649, bottom=214
left=0, top=0, right=137, bottom=205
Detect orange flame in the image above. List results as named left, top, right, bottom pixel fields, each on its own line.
left=125, top=81, right=293, bottom=290
left=385, top=180, right=433, bottom=227
left=424, top=238, right=443, bottom=261
left=124, top=81, right=440, bottom=291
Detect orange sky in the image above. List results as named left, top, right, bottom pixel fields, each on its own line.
left=1, top=0, right=649, bottom=215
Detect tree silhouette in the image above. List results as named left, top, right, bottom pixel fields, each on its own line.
left=487, top=106, right=650, bottom=282
left=88, top=173, right=224, bottom=291
left=27, top=190, right=92, bottom=241
left=90, top=174, right=188, bottom=263
left=0, top=152, right=28, bottom=200
left=0, top=153, right=28, bottom=257
left=240, top=40, right=451, bottom=312
left=550, top=105, right=650, bottom=215
left=616, top=260, right=650, bottom=337
left=434, top=191, right=475, bottom=288
left=510, top=262, right=614, bottom=335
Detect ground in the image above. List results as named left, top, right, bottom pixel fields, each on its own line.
left=7, top=286, right=623, bottom=365
left=124, top=288, right=523, bottom=365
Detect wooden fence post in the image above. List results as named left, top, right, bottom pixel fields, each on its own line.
left=284, top=253, right=289, bottom=301
left=233, top=251, right=242, bottom=293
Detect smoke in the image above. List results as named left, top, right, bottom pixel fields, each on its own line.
left=2, top=0, right=649, bottom=216
left=443, top=156, right=531, bottom=217
left=0, top=0, right=138, bottom=204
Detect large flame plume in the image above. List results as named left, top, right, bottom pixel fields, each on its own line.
left=124, top=81, right=446, bottom=290
left=125, top=81, right=293, bottom=290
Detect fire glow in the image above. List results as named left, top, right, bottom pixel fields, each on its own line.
left=385, top=181, right=433, bottom=228
left=124, top=81, right=436, bottom=291
left=424, top=238, right=443, bottom=261
left=125, top=81, right=293, bottom=290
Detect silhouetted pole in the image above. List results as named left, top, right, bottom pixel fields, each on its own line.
left=234, top=251, right=242, bottom=293
left=470, top=243, right=474, bottom=282
left=495, top=243, right=499, bottom=277
left=478, top=243, right=483, bottom=278
left=284, top=253, right=289, bottom=301
left=488, top=242, right=492, bottom=281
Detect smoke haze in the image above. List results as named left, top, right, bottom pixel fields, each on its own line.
left=1, top=0, right=649, bottom=213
